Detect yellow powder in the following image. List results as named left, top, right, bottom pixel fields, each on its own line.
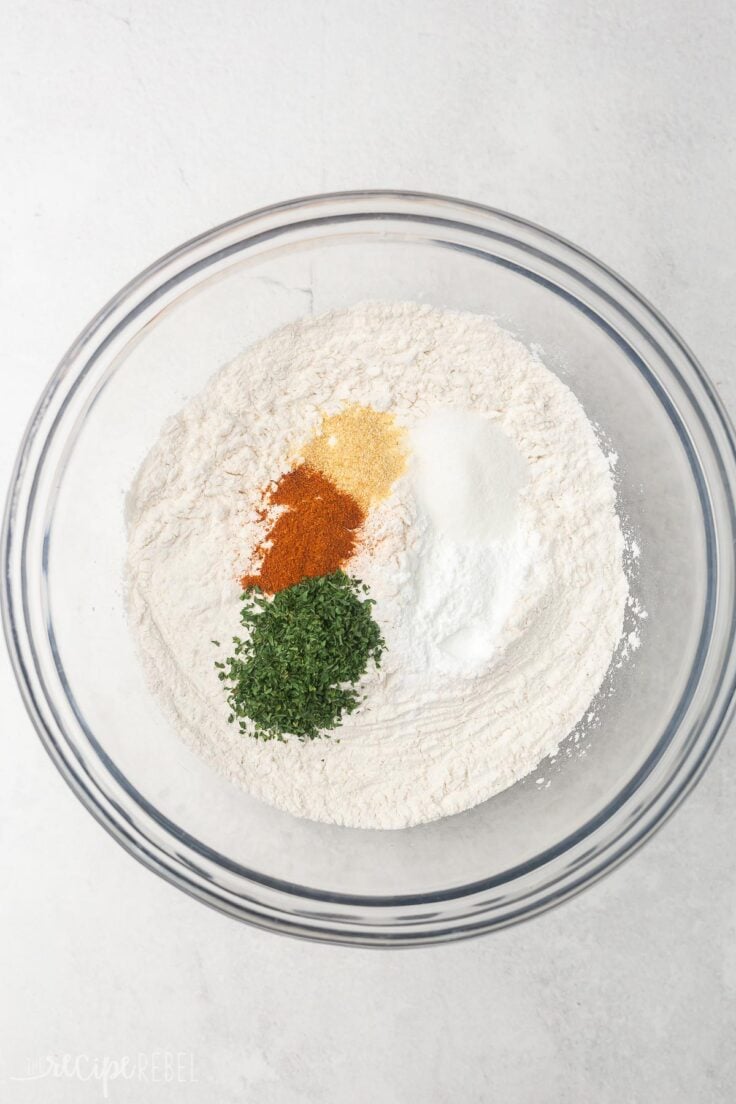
left=302, top=404, right=407, bottom=510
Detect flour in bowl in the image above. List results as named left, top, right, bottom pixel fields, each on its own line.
left=125, top=301, right=628, bottom=828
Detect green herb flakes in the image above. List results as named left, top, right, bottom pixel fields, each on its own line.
left=219, top=571, right=385, bottom=741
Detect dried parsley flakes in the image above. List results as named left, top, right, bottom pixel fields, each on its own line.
left=219, top=570, right=385, bottom=741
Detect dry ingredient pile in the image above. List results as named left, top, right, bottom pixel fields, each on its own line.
left=126, top=301, right=630, bottom=829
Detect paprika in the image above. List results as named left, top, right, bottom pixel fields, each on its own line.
left=241, top=464, right=364, bottom=594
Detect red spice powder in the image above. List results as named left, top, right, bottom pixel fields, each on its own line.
left=241, top=464, right=365, bottom=594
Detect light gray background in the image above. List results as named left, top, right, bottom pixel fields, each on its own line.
left=2, top=2, right=735, bottom=1101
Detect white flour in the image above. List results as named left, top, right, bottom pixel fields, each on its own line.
left=126, top=301, right=628, bottom=829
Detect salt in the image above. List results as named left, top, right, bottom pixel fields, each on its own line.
left=410, top=409, right=527, bottom=541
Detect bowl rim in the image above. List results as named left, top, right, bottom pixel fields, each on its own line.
left=4, top=189, right=736, bottom=946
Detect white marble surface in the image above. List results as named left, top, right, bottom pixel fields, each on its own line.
left=2, top=1, right=736, bottom=1100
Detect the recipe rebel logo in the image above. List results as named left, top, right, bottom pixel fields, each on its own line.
left=9, top=1051, right=197, bottom=1098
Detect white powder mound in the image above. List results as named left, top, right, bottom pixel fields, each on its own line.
left=402, top=409, right=532, bottom=674
left=126, top=301, right=629, bottom=829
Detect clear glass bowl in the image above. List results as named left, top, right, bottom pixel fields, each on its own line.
left=4, top=191, right=736, bottom=946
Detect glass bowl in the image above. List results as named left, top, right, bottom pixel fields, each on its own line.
left=4, top=191, right=736, bottom=946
